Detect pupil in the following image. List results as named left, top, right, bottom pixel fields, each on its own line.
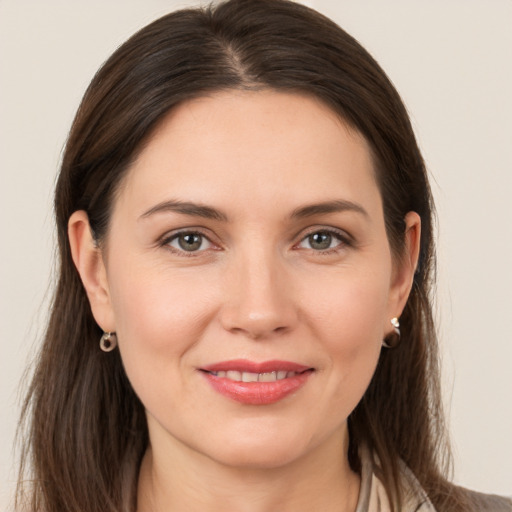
left=309, top=232, right=331, bottom=250
left=179, top=233, right=201, bottom=251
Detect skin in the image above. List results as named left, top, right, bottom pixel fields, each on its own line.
left=69, top=90, right=420, bottom=512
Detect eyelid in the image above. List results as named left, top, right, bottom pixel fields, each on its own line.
left=159, top=227, right=220, bottom=255
left=294, top=226, right=354, bottom=251
left=157, top=225, right=353, bottom=256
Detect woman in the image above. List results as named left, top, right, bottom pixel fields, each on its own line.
left=14, top=1, right=511, bottom=511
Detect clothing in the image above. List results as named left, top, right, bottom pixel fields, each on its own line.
left=355, top=446, right=435, bottom=512
left=355, top=447, right=512, bottom=512
left=461, top=489, right=512, bottom=512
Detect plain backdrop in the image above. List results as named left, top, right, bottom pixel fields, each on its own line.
left=1, top=0, right=511, bottom=507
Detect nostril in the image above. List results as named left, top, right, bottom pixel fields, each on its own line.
left=219, top=284, right=299, bottom=339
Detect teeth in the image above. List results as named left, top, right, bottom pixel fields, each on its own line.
left=242, top=372, right=259, bottom=382
left=212, top=370, right=298, bottom=382
left=226, top=370, right=241, bottom=381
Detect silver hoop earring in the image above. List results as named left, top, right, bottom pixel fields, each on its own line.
left=382, top=317, right=401, bottom=348
left=100, top=332, right=117, bottom=352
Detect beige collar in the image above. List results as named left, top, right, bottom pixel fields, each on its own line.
left=355, top=446, right=437, bottom=512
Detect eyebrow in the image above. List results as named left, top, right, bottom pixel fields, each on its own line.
left=290, top=200, right=368, bottom=219
left=139, top=198, right=368, bottom=222
left=139, top=200, right=228, bottom=222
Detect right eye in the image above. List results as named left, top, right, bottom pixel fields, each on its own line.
left=165, top=232, right=213, bottom=253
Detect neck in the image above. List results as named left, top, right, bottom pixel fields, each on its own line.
left=137, top=423, right=360, bottom=512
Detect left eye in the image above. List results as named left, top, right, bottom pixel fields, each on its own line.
left=298, top=230, right=344, bottom=251
left=167, top=232, right=212, bottom=252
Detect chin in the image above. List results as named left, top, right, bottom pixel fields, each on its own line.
left=198, top=425, right=319, bottom=471
left=211, top=443, right=306, bottom=470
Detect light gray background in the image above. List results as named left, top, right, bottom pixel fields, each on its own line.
left=1, top=0, right=511, bottom=507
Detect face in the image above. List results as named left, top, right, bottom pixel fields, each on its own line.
left=73, top=90, right=418, bottom=470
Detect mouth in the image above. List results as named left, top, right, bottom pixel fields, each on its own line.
left=199, top=359, right=315, bottom=405
left=204, top=369, right=305, bottom=382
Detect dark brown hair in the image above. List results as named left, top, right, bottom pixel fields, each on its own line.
left=17, top=1, right=469, bottom=510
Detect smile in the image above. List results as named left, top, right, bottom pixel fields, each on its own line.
left=207, top=370, right=299, bottom=382
left=200, top=360, right=314, bottom=405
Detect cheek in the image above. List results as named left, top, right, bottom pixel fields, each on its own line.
left=106, top=263, right=221, bottom=394
left=302, top=270, right=389, bottom=407
left=109, top=260, right=219, bottom=339
left=305, top=267, right=390, bottom=347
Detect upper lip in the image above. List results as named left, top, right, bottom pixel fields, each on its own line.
left=200, top=359, right=312, bottom=374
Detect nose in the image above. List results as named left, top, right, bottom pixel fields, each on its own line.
left=219, top=251, right=298, bottom=340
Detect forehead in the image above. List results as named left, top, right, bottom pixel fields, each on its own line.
left=116, top=90, right=381, bottom=219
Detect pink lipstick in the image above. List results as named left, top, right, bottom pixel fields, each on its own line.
left=200, top=359, right=314, bottom=405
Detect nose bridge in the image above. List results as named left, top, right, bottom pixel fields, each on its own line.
left=221, top=243, right=297, bottom=338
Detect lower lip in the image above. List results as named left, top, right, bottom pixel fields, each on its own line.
left=201, top=371, right=313, bottom=405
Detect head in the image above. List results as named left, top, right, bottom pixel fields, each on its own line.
left=19, top=1, right=448, bottom=511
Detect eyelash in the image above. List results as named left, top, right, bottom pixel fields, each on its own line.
left=159, top=227, right=352, bottom=257
left=160, top=230, right=218, bottom=257
left=295, top=227, right=352, bottom=255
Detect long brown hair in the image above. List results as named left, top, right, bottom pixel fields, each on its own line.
left=17, top=1, right=468, bottom=510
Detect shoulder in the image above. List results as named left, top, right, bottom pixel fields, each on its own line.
left=359, top=446, right=512, bottom=512
left=456, top=487, right=512, bottom=512
left=401, top=463, right=512, bottom=512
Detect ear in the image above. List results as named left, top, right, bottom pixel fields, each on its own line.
left=68, top=210, right=116, bottom=332
left=387, top=211, right=421, bottom=324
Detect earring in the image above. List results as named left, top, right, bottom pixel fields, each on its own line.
left=382, top=317, right=401, bottom=348
left=100, top=332, right=117, bottom=352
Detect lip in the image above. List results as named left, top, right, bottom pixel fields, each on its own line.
left=199, top=359, right=314, bottom=405
left=201, top=359, right=311, bottom=374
